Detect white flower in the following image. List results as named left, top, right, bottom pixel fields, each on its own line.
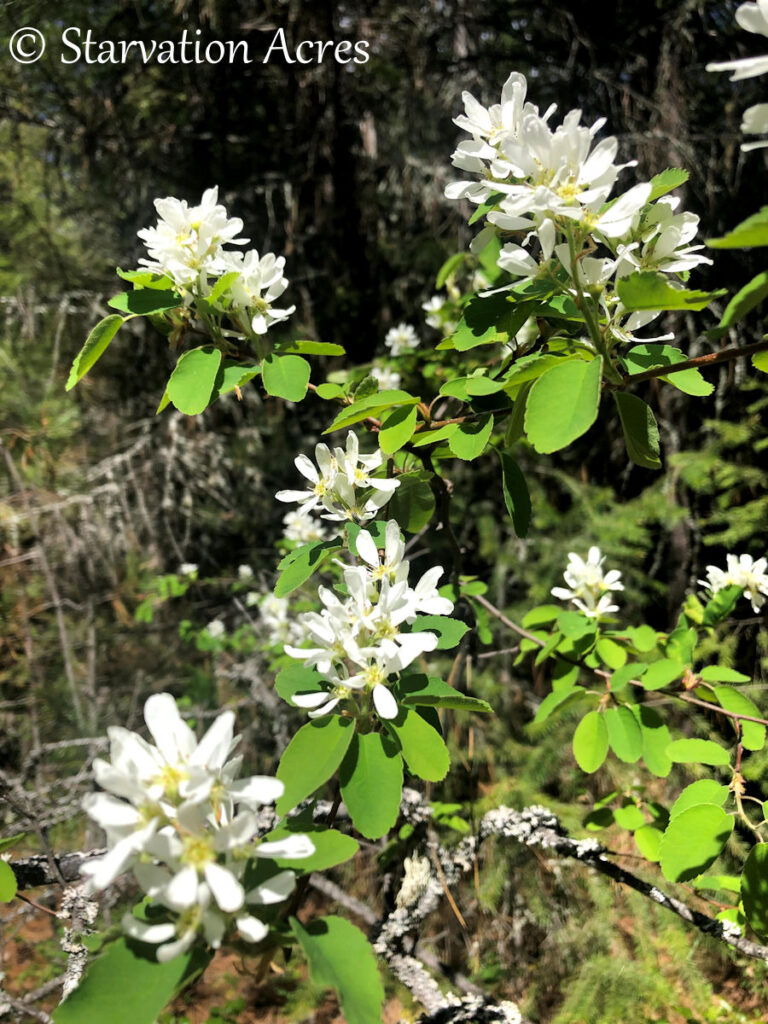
left=551, top=546, right=623, bottom=620
left=81, top=694, right=313, bottom=960
left=238, top=564, right=254, bottom=581
left=422, top=296, right=445, bottom=329
left=138, top=187, right=247, bottom=291
left=218, top=249, right=295, bottom=334
left=275, top=442, right=340, bottom=515
left=205, top=618, right=226, bottom=639
left=385, top=323, right=419, bottom=356
left=277, top=432, right=399, bottom=525
left=259, top=594, right=300, bottom=647
left=370, top=364, right=402, bottom=391
left=179, top=562, right=199, bottom=577
left=707, top=1, right=768, bottom=150
left=285, top=523, right=453, bottom=724
left=282, top=509, right=330, bottom=544
left=699, top=553, right=768, bottom=613
left=614, top=198, right=712, bottom=278
left=445, top=71, right=556, bottom=204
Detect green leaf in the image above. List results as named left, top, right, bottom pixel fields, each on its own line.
left=436, top=252, right=465, bottom=288
left=741, top=844, right=768, bottom=940
left=717, top=272, right=768, bottom=332
left=531, top=686, right=591, bottom=726
left=274, top=539, right=343, bottom=598
left=670, top=780, right=729, bottom=818
left=707, top=207, right=768, bottom=248
left=713, top=686, right=766, bottom=751
left=107, top=289, right=182, bottom=315
left=525, top=357, right=602, bottom=454
left=275, top=665, right=326, bottom=705
left=659, top=804, right=734, bottom=883
left=505, top=380, right=533, bottom=446
left=261, top=354, right=311, bottom=402
left=604, top=706, right=643, bottom=763
left=572, top=711, right=609, bottom=773
left=614, top=801, right=646, bottom=831
left=620, top=343, right=713, bottom=397
left=277, top=340, right=346, bottom=356
left=52, top=937, right=209, bottom=1024
left=116, top=268, right=174, bottom=289
left=613, top=392, right=662, bottom=470
left=266, top=824, right=359, bottom=873
left=702, top=584, right=743, bottom=626
left=648, top=167, right=689, bottom=202
left=448, top=414, right=494, bottom=460
left=212, top=362, right=259, bottom=400
left=626, top=625, right=659, bottom=653
left=596, top=637, right=627, bottom=670
left=410, top=423, right=459, bottom=448
left=290, top=916, right=385, bottom=1024
left=388, top=471, right=436, bottom=532
left=379, top=405, right=418, bottom=454
left=206, top=270, right=240, bottom=304
left=693, top=874, right=741, bottom=894
left=0, top=833, right=24, bottom=855
left=0, top=860, right=17, bottom=902
left=699, top=665, right=750, bottom=683
left=453, top=293, right=529, bottom=350
left=316, top=382, right=345, bottom=400
left=498, top=452, right=531, bottom=537
left=610, top=662, right=646, bottom=693
left=640, top=659, right=684, bottom=691
left=386, top=708, right=450, bottom=781
left=324, top=390, right=419, bottom=433
left=66, top=315, right=125, bottom=390
left=754, top=350, right=768, bottom=373
left=275, top=717, right=355, bottom=814
left=666, top=738, right=731, bottom=766
left=408, top=615, right=469, bottom=650
left=396, top=673, right=492, bottom=713
left=634, top=824, right=663, bottom=862
left=166, top=346, right=223, bottom=415
left=339, top=732, right=403, bottom=839
left=617, top=272, right=723, bottom=312
left=634, top=705, right=672, bottom=778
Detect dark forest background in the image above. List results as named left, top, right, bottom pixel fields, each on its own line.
left=1, top=2, right=768, bottom=1021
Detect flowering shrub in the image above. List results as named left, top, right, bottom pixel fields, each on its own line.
left=23, top=11, right=768, bottom=1021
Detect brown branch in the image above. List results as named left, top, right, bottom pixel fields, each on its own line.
left=616, top=339, right=768, bottom=388
left=473, top=593, right=768, bottom=728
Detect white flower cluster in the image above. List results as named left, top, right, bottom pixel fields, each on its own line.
left=282, top=508, right=332, bottom=544
left=81, top=693, right=313, bottom=961
left=285, top=520, right=453, bottom=721
left=370, top=364, right=402, bottom=391
left=138, top=187, right=295, bottom=335
left=385, top=323, right=419, bottom=356
left=257, top=593, right=302, bottom=648
left=551, top=546, right=624, bottom=620
left=708, top=0, right=768, bottom=151
left=276, top=430, right=399, bottom=525
left=700, top=553, right=768, bottom=613
left=445, top=72, right=711, bottom=342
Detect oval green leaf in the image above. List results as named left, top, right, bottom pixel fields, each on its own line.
left=166, top=346, right=223, bottom=415
left=659, top=804, right=734, bottom=883
left=339, top=732, right=403, bottom=839
left=572, top=710, right=609, bottom=773
left=276, top=717, right=354, bottom=814
left=525, top=357, right=602, bottom=454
